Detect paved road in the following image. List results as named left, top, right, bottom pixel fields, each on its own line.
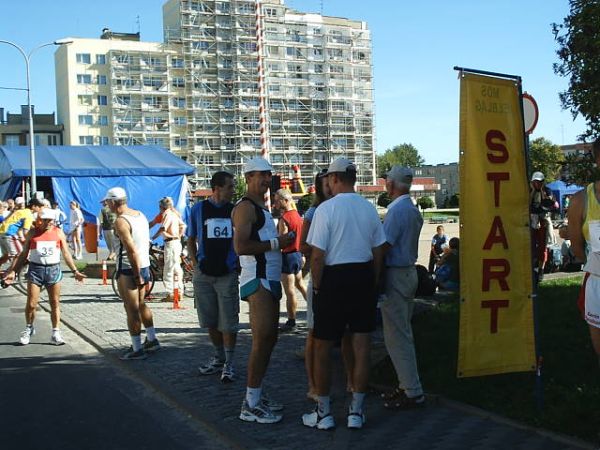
left=0, top=271, right=586, bottom=450
left=0, top=290, right=232, bottom=450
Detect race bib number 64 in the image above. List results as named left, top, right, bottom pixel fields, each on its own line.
left=207, top=218, right=232, bottom=239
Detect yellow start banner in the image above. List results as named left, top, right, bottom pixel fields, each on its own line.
left=458, top=72, right=536, bottom=378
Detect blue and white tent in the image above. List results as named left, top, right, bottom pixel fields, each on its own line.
left=0, top=145, right=195, bottom=226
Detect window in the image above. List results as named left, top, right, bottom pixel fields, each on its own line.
left=192, top=41, right=210, bottom=51
left=173, top=117, right=187, bottom=126
left=116, top=95, right=130, bottom=106
left=96, top=54, right=106, bottom=64
left=171, top=57, right=184, bottom=68
left=77, top=74, right=92, bottom=84
left=5, top=135, right=19, bottom=146
left=78, top=115, right=93, bottom=125
left=264, top=7, right=277, bottom=17
left=99, top=136, right=110, bottom=145
left=98, top=116, right=109, bottom=126
left=314, top=64, right=323, bottom=74
left=78, top=95, right=92, bottom=106
left=172, top=97, right=185, bottom=108
left=79, top=136, right=94, bottom=145
left=442, top=178, right=447, bottom=185
left=171, top=77, right=185, bottom=88
left=48, top=135, right=58, bottom=145
left=97, top=95, right=108, bottom=106
left=174, top=138, right=188, bottom=147
left=97, top=75, right=107, bottom=85
left=76, top=53, right=91, bottom=64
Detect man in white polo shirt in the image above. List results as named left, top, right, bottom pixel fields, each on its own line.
left=303, top=157, right=386, bottom=430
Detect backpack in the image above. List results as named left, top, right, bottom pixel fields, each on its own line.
left=416, top=264, right=437, bottom=297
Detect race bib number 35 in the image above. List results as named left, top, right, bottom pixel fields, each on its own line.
left=36, top=240, right=57, bottom=257
left=207, top=218, right=232, bottom=239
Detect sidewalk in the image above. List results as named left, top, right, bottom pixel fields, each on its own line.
left=13, top=267, right=590, bottom=450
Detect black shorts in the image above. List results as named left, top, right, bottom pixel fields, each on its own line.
left=312, top=262, right=377, bottom=341
left=117, top=266, right=152, bottom=284
left=282, top=251, right=302, bottom=275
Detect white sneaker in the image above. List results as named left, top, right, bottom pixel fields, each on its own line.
left=51, top=330, right=65, bottom=346
left=347, top=411, right=366, bottom=429
left=261, top=392, right=283, bottom=412
left=19, top=326, right=35, bottom=345
left=239, top=400, right=282, bottom=424
left=302, top=409, right=335, bottom=430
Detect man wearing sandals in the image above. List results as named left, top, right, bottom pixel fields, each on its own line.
left=380, top=166, right=425, bottom=409
left=303, top=158, right=386, bottom=430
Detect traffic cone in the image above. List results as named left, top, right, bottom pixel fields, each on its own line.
left=100, top=260, right=108, bottom=285
left=172, top=273, right=181, bottom=310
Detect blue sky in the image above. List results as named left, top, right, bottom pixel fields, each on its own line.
left=0, top=0, right=585, bottom=164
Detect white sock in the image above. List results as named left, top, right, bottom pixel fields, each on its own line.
left=246, top=387, right=262, bottom=409
left=350, top=392, right=366, bottom=413
left=146, top=326, right=156, bottom=341
left=131, top=334, right=142, bottom=352
left=52, top=327, right=60, bottom=334
left=317, top=395, right=331, bottom=416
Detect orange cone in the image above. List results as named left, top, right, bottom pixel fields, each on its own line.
left=101, top=260, right=108, bottom=285
left=172, top=273, right=181, bottom=309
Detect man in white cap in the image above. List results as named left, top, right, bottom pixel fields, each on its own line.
left=303, top=157, right=386, bottom=430
left=529, top=171, right=557, bottom=282
left=0, top=196, right=33, bottom=268
left=379, top=166, right=426, bottom=409
left=232, top=156, right=293, bottom=424
left=104, top=187, right=160, bottom=360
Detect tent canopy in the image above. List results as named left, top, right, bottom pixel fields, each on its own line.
left=0, top=145, right=194, bottom=184
left=545, top=180, right=584, bottom=216
left=0, top=146, right=194, bottom=240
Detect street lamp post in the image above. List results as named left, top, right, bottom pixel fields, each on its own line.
left=0, top=39, right=72, bottom=199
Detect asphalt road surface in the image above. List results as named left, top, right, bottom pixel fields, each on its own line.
left=0, top=289, right=231, bottom=450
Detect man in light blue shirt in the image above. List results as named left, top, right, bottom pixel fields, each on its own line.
left=380, top=166, right=425, bottom=409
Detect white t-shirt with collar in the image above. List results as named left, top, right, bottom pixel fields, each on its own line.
left=307, top=192, right=386, bottom=266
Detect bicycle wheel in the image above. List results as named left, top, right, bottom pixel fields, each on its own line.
left=111, top=269, right=155, bottom=299
left=14, top=263, right=46, bottom=295
left=182, top=267, right=194, bottom=298
left=111, top=270, right=120, bottom=299
left=13, top=263, right=29, bottom=295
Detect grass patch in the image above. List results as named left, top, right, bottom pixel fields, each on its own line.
left=422, top=211, right=460, bottom=218
left=371, top=275, right=600, bottom=443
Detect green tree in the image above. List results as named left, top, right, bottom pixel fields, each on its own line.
left=377, top=192, right=392, bottom=208
left=448, top=194, right=459, bottom=208
left=417, top=196, right=435, bottom=211
left=529, top=137, right=564, bottom=182
left=553, top=1, right=600, bottom=141
left=232, top=177, right=247, bottom=203
left=376, top=143, right=425, bottom=177
left=297, top=193, right=314, bottom=214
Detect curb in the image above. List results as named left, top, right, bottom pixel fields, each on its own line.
left=368, top=382, right=594, bottom=449
left=37, top=299, right=262, bottom=450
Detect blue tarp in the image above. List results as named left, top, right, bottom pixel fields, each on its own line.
left=0, top=145, right=195, bottom=242
left=546, top=180, right=584, bottom=216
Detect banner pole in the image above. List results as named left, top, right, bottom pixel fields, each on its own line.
left=454, top=66, right=521, bottom=81
left=518, top=78, right=544, bottom=411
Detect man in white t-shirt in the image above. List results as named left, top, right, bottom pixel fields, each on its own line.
left=304, top=157, right=386, bottom=431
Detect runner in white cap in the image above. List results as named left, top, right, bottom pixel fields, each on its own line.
left=104, top=187, right=160, bottom=360
left=3, top=208, right=86, bottom=346
left=233, top=156, right=293, bottom=424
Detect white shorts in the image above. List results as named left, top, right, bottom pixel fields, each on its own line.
left=584, top=274, right=600, bottom=328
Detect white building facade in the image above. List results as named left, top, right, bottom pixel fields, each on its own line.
left=55, top=0, right=375, bottom=189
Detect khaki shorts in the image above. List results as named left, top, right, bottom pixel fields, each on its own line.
left=194, top=270, right=240, bottom=333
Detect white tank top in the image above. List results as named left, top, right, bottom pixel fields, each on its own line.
left=117, top=212, right=150, bottom=270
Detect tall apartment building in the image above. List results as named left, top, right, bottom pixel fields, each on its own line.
left=55, top=0, right=375, bottom=188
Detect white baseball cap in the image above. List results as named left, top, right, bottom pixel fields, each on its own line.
left=14, top=196, right=25, bottom=205
left=39, top=208, right=56, bottom=220
left=531, top=171, right=545, bottom=182
left=325, top=157, right=356, bottom=175
left=244, top=157, right=273, bottom=173
left=387, top=166, right=414, bottom=185
left=102, top=187, right=127, bottom=202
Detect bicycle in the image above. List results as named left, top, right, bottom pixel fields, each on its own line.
left=111, top=243, right=193, bottom=299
